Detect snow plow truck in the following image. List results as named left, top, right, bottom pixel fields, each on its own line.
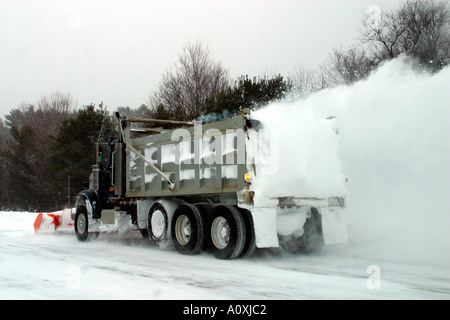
left=73, top=109, right=348, bottom=259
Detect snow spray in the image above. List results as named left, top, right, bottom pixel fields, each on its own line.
left=253, top=55, right=449, bottom=267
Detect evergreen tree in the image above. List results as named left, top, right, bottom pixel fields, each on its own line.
left=50, top=104, right=116, bottom=208
left=2, top=94, right=75, bottom=211
left=0, top=119, right=11, bottom=209
left=202, top=74, right=292, bottom=122
left=2, top=125, right=37, bottom=210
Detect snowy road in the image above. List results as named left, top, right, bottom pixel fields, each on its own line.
left=0, top=212, right=448, bottom=300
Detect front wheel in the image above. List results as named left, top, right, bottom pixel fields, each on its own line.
left=74, top=204, right=99, bottom=242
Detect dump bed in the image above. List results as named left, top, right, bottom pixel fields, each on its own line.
left=123, top=114, right=250, bottom=199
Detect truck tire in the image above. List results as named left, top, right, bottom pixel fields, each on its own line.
left=74, top=202, right=99, bottom=242
left=208, top=205, right=246, bottom=260
left=279, top=207, right=324, bottom=253
left=147, top=202, right=170, bottom=247
left=171, top=204, right=204, bottom=255
left=236, top=207, right=256, bottom=258
left=195, top=203, right=213, bottom=251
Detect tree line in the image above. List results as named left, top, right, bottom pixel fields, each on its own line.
left=0, top=98, right=115, bottom=211
left=0, top=0, right=448, bottom=211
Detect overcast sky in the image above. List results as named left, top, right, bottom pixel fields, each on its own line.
left=0, top=0, right=404, bottom=118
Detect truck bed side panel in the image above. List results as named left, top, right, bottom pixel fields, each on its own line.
left=124, top=115, right=248, bottom=198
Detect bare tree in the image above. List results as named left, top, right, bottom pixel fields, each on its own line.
left=289, top=65, right=327, bottom=97
left=3, top=91, right=76, bottom=210
left=360, top=0, right=450, bottom=70
left=148, top=41, right=231, bottom=121
left=115, top=105, right=151, bottom=119
left=320, top=47, right=376, bottom=87
left=6, top=92, right=75, bottom=135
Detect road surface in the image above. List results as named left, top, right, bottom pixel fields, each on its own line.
left=0, top=212, right=448, bottom=300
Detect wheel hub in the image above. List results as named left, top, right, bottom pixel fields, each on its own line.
left=175, top=215, right=191, bottom=246
left=211, top=216, right=230, bottom=249
left=151, top=210, right=165, bottom=238
left=77, top=214, right=86, bottom=235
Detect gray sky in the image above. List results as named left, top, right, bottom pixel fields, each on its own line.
left=0, top=0, right=403, bottom=118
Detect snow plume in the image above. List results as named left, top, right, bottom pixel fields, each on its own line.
left=197, top=109, right=234, bottom=123
left=249, top=100, right=347, bottom=206
left=255, top=56, right=450, bottom=267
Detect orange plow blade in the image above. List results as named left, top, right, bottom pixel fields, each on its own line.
left=34, top=208, right=75, bottom=234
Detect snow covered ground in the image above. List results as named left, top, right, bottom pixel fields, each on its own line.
left=1, top=57, right=449, bottom=300
left=0, top=211, right=448, bottom=300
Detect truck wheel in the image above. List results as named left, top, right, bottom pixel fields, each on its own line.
left=74, top=203, right=99, bottom=242
left=147, top=203, right=169, bottom=247
left=279, top=207, right=324, bottom=253
left=195, top=203, right=213, bottom=251
left=171, top=204, right=204, bottom=255
left=236, top=207, right=256, bottom=258
left=208, top=205, right=246, bottom=260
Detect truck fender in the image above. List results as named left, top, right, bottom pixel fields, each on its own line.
left=75, top=190, right=102, bottom=220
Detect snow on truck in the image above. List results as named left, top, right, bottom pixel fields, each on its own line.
left=73, top=108, right=348, bottom=259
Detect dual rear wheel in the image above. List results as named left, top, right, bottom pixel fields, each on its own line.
left=148, top=203, right=256, bottom=259
left=207, top=205, right=255, bottom=259
left=171, top=204, right=204, bottom=255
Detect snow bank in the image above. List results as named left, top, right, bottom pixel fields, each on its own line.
left=0, top=211, right=39, bottom=233
left=272, top=56, right=449, bottom=267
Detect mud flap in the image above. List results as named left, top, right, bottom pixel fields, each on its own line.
left=113, top=211, right=136, bottom=235
left=251, top=207, right=279, bottom=248
left=320, top=207, right=348, bottom=245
